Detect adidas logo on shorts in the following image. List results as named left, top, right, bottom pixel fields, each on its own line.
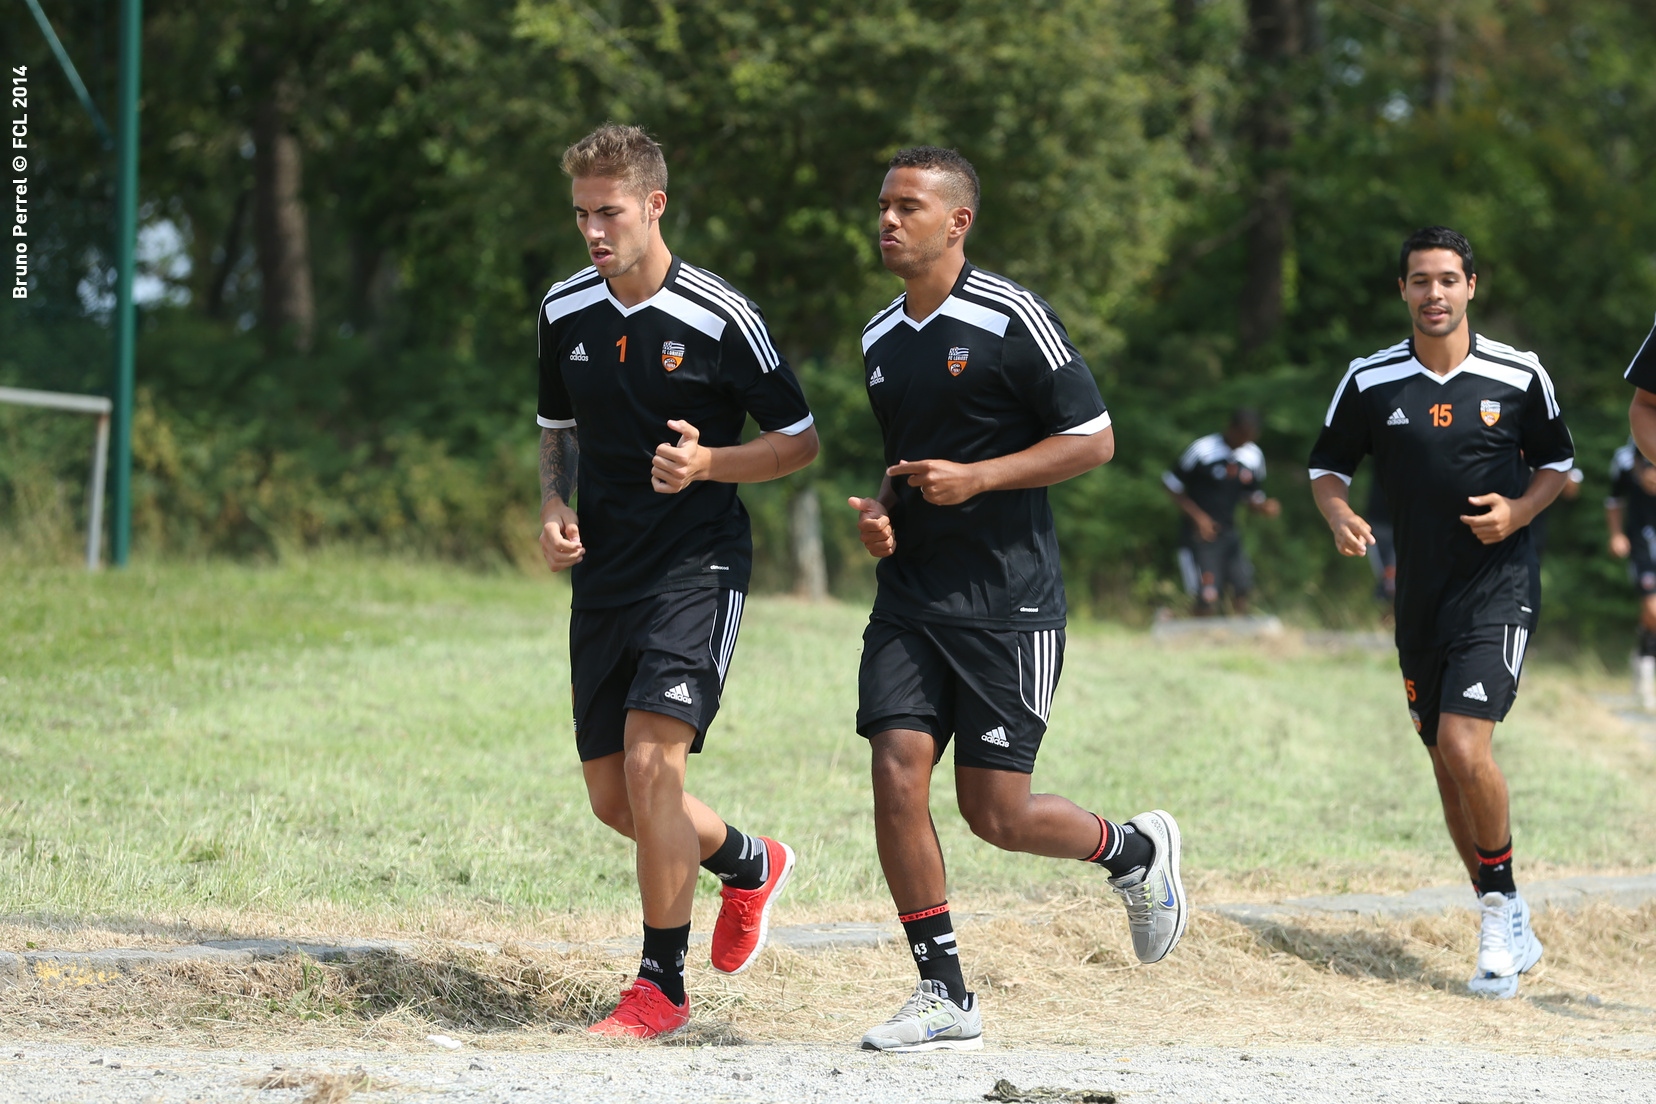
left=1462, top=682, right=1488, bottom=702
left=569, top=342, right=589, bottom=362
left=980, top=726, right=1010, bottom=747
left=664, top=682, right=694, bottom=705
left=869, top=366, right=885, bottom=386
left=1387, top=408, right=1409, bottom=426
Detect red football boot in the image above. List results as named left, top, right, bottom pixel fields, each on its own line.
left=710, top=837, right=796, bottom=974
left=587, top=979, right=690, bottom=1039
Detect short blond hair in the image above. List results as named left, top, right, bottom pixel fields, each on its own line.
left=561, top=124, right=668, bottom=200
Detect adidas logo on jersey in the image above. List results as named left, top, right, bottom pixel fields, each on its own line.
left=980, top=726, right=1010, bottom=747
left=569, top=343, right=589, bottom=362
left=1462, top=682, right=1488, bottom=702
left=664, top=682, right=694, bottom=705
left=869, top=366, right=885, bottom=386
left=1387, top=408, right=1409, bottom=426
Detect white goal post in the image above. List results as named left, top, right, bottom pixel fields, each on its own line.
left=0, top=386, right=113, bottom=570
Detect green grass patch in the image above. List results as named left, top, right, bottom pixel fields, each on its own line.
left=2, top=556, right=1653, bottom=925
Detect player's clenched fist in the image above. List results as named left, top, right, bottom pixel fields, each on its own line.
left=652, top=419, right=711, bottom=493
left=1327, top=506, right=1375, bottom=557
left=540, top=501, right=585, bottom=572
left=849, top=496, right=895, bottom=558
left=887, top=458, right=982, bottom=506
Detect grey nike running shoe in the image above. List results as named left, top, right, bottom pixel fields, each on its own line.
left=1107, top=809, right=1187, bottom=964
left=859, top=979, right=983, bottom=1052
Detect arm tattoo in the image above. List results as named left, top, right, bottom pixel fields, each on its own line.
left=540, top=427, right=579, bottom=506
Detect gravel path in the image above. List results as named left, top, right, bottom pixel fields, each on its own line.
left=2, top=1039, right=1653, bottom=1104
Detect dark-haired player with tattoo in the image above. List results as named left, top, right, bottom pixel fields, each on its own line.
left=849, top=147, right=1186, bottom=1052
left=1625, top=313, right=1656, bottom=462
left=1310, top=226, right=1573, bottom=999
left=537, top=125, right=819, bottom=1037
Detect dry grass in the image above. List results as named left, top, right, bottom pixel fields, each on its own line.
left=4, top=894, right=1652, bottom=1057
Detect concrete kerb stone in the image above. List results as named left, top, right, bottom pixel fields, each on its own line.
left=1207, top=872, right=1656, bottom=926
left=7, top=878, right=1651, bottom=993
left=0, top=923, right=901, bottom=991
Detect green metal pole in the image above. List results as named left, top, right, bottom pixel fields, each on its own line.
left=111, top=0, right=142, bottom=567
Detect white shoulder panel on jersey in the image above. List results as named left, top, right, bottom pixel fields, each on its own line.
left=1473, top=335, right=1559, bottom=416
left=1179, top=433, right=1227, bottom=469
left=650, top=287, right=728, bottom=342
left=544, top=281, right=608, bottom=325
left=937, top=295, right=1012, bottom=338
left=541, top=266, right=599, bottom=305
left=962, top=271, right=1069, bottom=371
left=1323, top=341, right=1413, bottom=425
left=1355, top=361, right=1426, bottom=391
left=863, top=295, right=905, bottom=333
left=1461, top=360, right=1534, bottom=393
left=1234, top=441, right=1266, bottom=476
left=862, top=303, right=910, bottom=353
left=677, top=264, right=781, bottom=372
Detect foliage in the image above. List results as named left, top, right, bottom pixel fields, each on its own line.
left=4, top=1, right=1656, bottom=639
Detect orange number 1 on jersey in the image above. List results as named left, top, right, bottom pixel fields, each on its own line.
left=616, top=336, right=627, bottom=362
left=1430, top=403, right=1453, bottom=427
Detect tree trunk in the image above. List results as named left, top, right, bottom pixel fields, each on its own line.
left=205, top=186, right=249, bottom=320
left=791, top=486, right=828, bottom=602
left=1237, top=0, right=1304, bottom=355
left=253, top=84, right=314, bottom=353
left=1429, top=10, right=1456, bottom=111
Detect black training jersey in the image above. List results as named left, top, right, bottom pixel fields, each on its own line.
left=1609, top=441, right=1656, bottom=540
left=1624, top=313, right=1656, bottom=392
left=1309, top=334, right=1574, bottom=649
left=537, top=257, right=814, bottom=609
left=860, top=261, right=1110, bottom=630
left=1162, top=433, right=1267, bottom=540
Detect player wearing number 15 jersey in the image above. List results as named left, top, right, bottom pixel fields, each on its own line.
left=1309, top=226, right=1573, bottom=1000
left=536, top=126, right=818, bottom=1038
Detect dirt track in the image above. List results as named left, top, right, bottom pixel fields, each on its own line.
left=2, top=1038, right=1654, bottom=1103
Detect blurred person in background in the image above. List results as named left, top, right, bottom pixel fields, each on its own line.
left=1162, top=409, right=1281, bottom=617
left=1606, top=441, right=1656, bottom=710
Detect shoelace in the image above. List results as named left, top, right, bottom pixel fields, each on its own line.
left=1113, top=878, right=1155, bottom=930
left=720, top=886, right=764, bottom=931
left=1477, top=900, right=1514, bottom=962
left=883, top=988, right=947, bottom=1026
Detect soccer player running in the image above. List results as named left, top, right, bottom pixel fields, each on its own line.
left=848, top=147, right=1186, bottom=1052
left=1162, top=409, right=1282, bottom=616
left=1606, top=440, right=1656, bottom=711
left=1309, top=226, right=1574, bottom=999
left=536, top=126, right=819, bottom=1038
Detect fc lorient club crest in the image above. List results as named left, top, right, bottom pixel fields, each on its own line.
left=1480, top=399, right=1501, bottom=426
left=661, top=341, right=686, bottom=372
left=947, top=347, right=969, bottom=376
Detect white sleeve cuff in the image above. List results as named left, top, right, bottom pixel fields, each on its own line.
left=1539, top=458, right=1576, bottom=473
left=768, top=413, right=815, bottom=436
left=1161, top=471, right=1186, bottom=494
left=1308, top=468, right=1353, bottom=485
left=537, top=415, right=577, bottom=429
left=1054, top=410, right=1112, bottom=436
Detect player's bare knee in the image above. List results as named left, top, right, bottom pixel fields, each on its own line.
left=960, top=801, right=1022, bottom=850
left=587, top=791, right=634, bottom=835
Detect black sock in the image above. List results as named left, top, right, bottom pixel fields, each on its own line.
left=638, top=922, right=689, bottom=1006
left=1086, top=815, right=1155, bottom=878
left=1476, top=840, right=1517, bottom=897
left=899, top=904, right=968, bottom=1006
left=700, top=824, right=769, bottom=891
left=1639, top=629, right=1656, bottom=658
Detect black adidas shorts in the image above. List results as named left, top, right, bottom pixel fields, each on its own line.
left=569, top=588, right=745, bottom=762
left=856, top=612, right=1063, bottom=774
left=1397, top=624, right=1530, bottom=747
left=1630, top=526, right=1656, bottom=595
left=1178, top=529, right=1254, bottom=608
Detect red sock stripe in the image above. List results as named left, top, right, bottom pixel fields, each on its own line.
left=898, top=903, right=950, bottom=923
left=1085, top=813, right=1110, bottom=863
left=1477, top=847, right=1513, bottom=866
